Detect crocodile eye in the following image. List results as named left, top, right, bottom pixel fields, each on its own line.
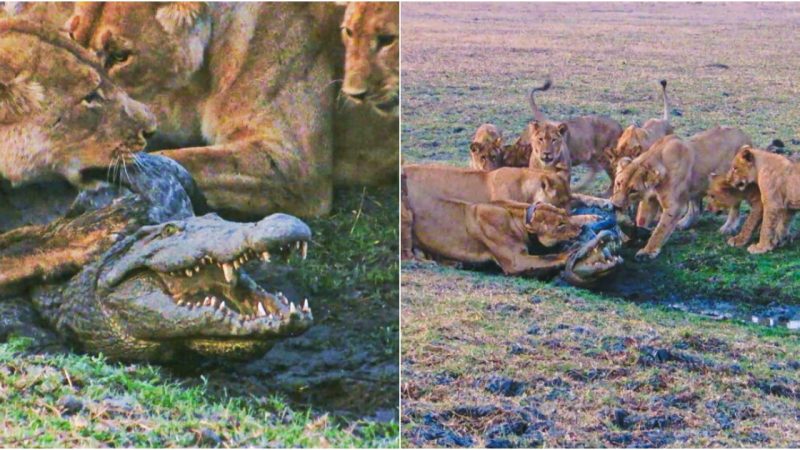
left=376, top=34, right=397, bottom=49
left=161, top=224, right=179, bottom=237
left=341, top=26, right=353, bottom=39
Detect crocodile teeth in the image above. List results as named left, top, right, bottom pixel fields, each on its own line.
left=185, top=269, right=193, bottom=277
left=289, top=302, right=297, bottom=314
left=233, top=260, right=240, bottom=270
left=295, top=241, right=301, bottom=250
left=257, top=302, right=267, bottom=317
left=210, top=297, right=218, bottom=307
left=194, top=265, right=200, bottom=272
left=269, top=314, right=274, bottom=320
left=302, top=298, right=310, bottom=312
left=261, top=251, right=271, bottom=262
left=222, top=263, right=234, bottom=282
left=301, top=242, right=308, bottom=260
left=203, top=297, right=211, bottom=306
left=219, top=301, right=226, bottom=311
left=177, top=300, right=184, bottom=306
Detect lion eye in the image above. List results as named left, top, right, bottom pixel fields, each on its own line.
left=111, top=51, right=130, bottom=63
left=81, top=89, right=105, bottom=107
left=376, top=34, right=397, bottom=49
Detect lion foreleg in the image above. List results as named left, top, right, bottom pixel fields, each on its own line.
left=719, top=202, right=742, bottom=235
left=155, top=138, right=333, bottom=219
left=728, top=196, right=762, bottom=247
left=637, top=203, right=682, bottom=260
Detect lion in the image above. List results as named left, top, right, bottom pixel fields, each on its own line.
left=706, top=172, right=762, bottom=244
left=469, top=123, right=504, bottom=170
left=727, top=145, right=800, bottom=254
left=402, top=191, right=586, bottom=276
left=526, top=79, right=623, bottom=191
left=333, top=1, right=399, bottom=186
left=65, top=2, right=341, bottom=219
left=605, top=80, right=673, bottom=172
left=402, top=164, right=571, bottom=209
left=0, top=19, right=156, bottom=187
left=611, top=127, right=751, bottom=260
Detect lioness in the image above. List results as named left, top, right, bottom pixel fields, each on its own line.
left=706, top=172, right=762, bottom=246
left=469, top=123, right=503, bottom=170
left=727, top=145, right=800, bottom=254
left=402, top=164, right=571, bottom=209
left=403, top=194, right=585, bottom=276
left=0, top=19, right=156, bottom=186
left=66, top=2, right=338, bottom=218
left=333, top=1, right=399, bottom=186
left=526, top=79, right=623, bottom=191
left=611, top=127, right=751, bottom=260
left=605, top=80, right=673, bottom=172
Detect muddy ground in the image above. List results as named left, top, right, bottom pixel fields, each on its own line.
left=401, top=2, right=800, bottom=447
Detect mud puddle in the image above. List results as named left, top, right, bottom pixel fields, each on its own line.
left=595, top=250, right=800, bottom=332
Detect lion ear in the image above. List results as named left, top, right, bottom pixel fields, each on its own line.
left=493, top=137, right=503, bottom=147
left=739, top=145, right=755, bottom=163
left=156, top=2, right=208, bottom=34
left=530, top=121, right=541, bottom=133
left=645, top=164, right=665, bottom=188
left=0, top=73, right=45, bottom=124
left=557, top=123, right=568, bottom=136
left=617, top=157, right=632, bottom=171
left=469, top=143, right=480, bottom=153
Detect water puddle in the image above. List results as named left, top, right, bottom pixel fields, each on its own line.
left=654, top=296, right=799, bottom=332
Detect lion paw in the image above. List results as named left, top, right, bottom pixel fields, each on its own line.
left=635, top=248, right=659, bottom=261
left=727, top=236, right=748, bottom=248
left=747, top=244, right=771, bottom=254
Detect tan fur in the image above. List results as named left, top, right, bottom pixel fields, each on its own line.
left=606, top=80, right=673, bottom=171
left=706, top=172, right=762, bottom=245
left=611, top=127, right=751, bottom=260
left=469, top=123, right=503, bottom=170
left=727, top=146, right=800, bottom=254
left=527, top=80, right=623, bottom=191
left=334, top=2, right=398, bottom=186
left=0, top=19, right=156, bottom=186
left=66, top=2, right=340, bottom=218
left=402, top=164, right=572, bottom=209
left=402, top=192, right=583, bottom=277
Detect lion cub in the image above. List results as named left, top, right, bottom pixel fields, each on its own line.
left=706, top=172, right=762, bottom=247
left=727, top=145, right=800, bottom=254
left=611, top=127, right=751, bottom=260
left=469, top=124, right=504, bottom=170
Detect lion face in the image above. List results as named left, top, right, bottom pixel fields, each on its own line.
left=341, top=2, right=398, bottom=117
left=0, top=28, right=156, bottom=185
left=706, top=172, right=740, bottom=213
left=611, top=158, right=661, bottom=209
left=727, top=146, right=757, bottom=191
left=524, top=202, right=582, bottom=247
left=469, top=124, right=503, bottom=170
left=528, top=121, right=567, bottom=167
left=66, top=2, right=211, bottom=101
left=607, top=125, right=645, bottom=169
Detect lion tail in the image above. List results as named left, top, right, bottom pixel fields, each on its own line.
left=529, top=78, right=552, bottom=122
left=660, top=79, right=669, bottom=122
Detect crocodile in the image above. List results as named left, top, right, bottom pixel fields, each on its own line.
left=0, top=154, right=313, bottom=362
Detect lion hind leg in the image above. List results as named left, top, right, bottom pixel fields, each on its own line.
left=676, top=199, right=701, bottom=230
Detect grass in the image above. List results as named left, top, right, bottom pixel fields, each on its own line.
left=401, top=2, right=800, bottom=447
left=0, top=337, right=397, bottom=447
left=1, top=184, right=399, bottom=447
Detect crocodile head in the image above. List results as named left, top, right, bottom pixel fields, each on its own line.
left=48, top=212, right=313, bottom=362
left=560, top=207, right=623, bottom=287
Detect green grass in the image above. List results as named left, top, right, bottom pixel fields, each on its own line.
left=1, top=184, right=399, bottom=447
left=0, top=337, right=397, bottom=447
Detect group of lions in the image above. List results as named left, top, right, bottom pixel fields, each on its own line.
left=403, top=77, right=800, bottom=280
left=0, top=2, right=398, bottom=220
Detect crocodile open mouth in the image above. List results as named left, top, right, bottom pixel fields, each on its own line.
left=154, top=240, right=311, bottom=325
left=562, top=229, right=623, bottom=287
